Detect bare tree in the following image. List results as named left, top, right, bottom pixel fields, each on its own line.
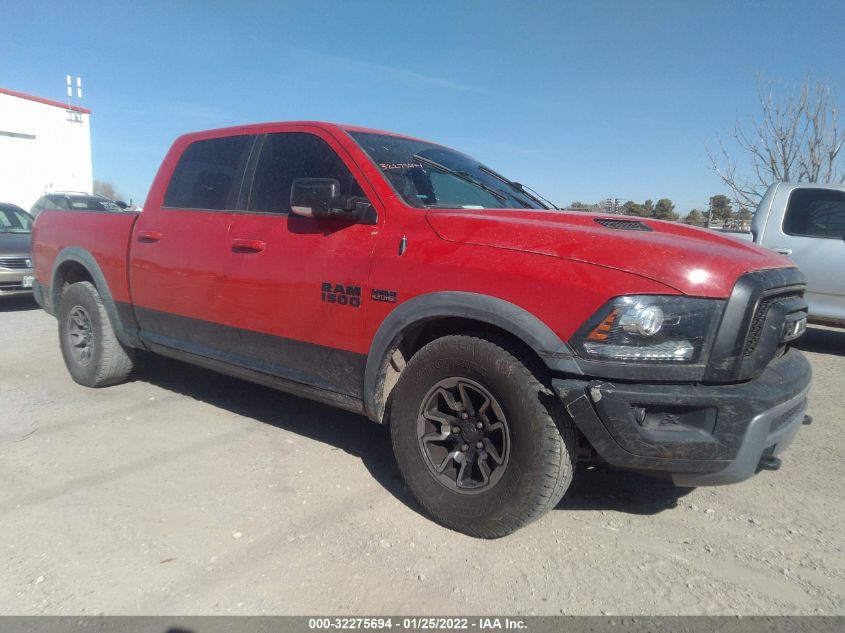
left=93, top=179, right=124, bottom=201
left=708, top=76, right=844, bottom=208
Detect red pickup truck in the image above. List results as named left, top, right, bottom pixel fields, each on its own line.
left=32, top=122, right=812, bottom=537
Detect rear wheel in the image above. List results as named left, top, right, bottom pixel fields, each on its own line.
left=58, top=281, right=134, bottom=387
left=390, top=335, right=576, bottom=538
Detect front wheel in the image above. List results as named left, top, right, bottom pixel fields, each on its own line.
left=390, top=335, right=576, bottom=538
left=58, top=281, right=135, bottom=387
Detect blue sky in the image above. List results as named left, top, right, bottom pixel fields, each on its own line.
left=3, top=0, right=843, bottom=213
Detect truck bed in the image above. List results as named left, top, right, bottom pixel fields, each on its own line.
left=33, top=209, right=140, bottom=309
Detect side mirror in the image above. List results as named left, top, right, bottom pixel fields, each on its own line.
left=290, top=178, right=374, bottom=223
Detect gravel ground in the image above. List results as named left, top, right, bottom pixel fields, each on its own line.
left=1, top=296, right=843, bottom=615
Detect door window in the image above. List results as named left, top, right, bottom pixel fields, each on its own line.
left=783, top=188, right=845, bottom=238
left=164, top=135, right=253, bottom=210
left=248, top=132, right=365, bottom=213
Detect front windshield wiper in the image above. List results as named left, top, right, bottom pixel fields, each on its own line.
left=412, top=154, right=508, bottom=203
left=477, top=165, right=557, bottom=210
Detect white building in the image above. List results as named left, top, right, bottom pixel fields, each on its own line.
left=0, top=87, right=93, bottom=211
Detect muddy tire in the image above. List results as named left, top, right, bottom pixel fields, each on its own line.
left=58, top=281, right=134, bottom=387
left=390, top=334, right=576, bottom=538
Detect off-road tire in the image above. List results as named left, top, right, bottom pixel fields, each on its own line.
left=58, top=281, right=134, bottom=387
left=390, top=334, right=576, bottom=538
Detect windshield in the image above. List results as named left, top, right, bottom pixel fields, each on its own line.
left=348, top=131, right=549, bottom=210
left=0, top=207, right=33, bottom=233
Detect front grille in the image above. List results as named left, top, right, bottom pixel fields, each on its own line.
left=743, top=291, right=802, bottom=357
left=0, top=281, right=26, bottom=291
left=705, top=268, right=807, bottom=382
left=0, top=257, right=31, bottom=270
left=593, top=218, right=653, bottom=231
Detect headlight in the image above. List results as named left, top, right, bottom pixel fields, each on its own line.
left=572, top=296, right=723, bottom=364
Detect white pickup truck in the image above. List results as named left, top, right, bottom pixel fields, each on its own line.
left=732, top=182, right=845, bottom=326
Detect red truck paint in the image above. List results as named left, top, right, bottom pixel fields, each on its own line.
left=31, top=121, right=813, bottom=536
left=33, top=210, right=136, bottom=304
left=35, top=122, right=741, bottom=356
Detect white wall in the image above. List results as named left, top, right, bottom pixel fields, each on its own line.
left=0, top=91, right=93, bottom=211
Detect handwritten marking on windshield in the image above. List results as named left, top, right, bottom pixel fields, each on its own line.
left=380, top=162, right=423, bottom=171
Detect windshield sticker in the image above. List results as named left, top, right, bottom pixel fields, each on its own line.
left=380, top=162, right=423, bottom=171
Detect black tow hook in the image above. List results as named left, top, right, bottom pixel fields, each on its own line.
left=758, top=454, right=782, bottom=471
left=803, top=415, right=813, bottom=426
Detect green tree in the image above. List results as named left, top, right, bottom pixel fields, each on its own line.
left=684, top=209, right=705, bottom=225
left=653, top=198, right=678, bottom=220
left=731, top=206, right=754, bottom=230
left=709, top=194, right=733, bottom=224
left=622, top=200, right=645, bottom=216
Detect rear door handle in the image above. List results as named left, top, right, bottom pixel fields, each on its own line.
left=137, top=230, right=163, bottom=243
left=231, top=238, right=266, bottom=253
left=772, top=246, right=793, bottom=256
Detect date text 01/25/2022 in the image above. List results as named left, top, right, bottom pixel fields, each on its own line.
left=307, top=617, right=527, bottom=630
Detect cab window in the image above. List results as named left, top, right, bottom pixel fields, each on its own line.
left=783, top=188, right=845, bottom=238
left=248, top=133, right=364, bottom=213
left=164, top=135, right=253, bottom=210
left=46, top=196, right=70, bottom=210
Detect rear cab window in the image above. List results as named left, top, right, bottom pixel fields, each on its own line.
left=783, top=188, right=845, bottom=238
left=164, top=135, right=253, bottom=210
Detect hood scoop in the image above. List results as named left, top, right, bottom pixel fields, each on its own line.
left=593, top=217, right=652, bottom=231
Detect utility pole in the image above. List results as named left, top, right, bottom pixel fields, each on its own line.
left=602, top=198, right=622, bottom=214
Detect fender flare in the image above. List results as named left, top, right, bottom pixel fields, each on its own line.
left=363, top=291, right=581, bottom=422
left=50, top=247, right=142, bottom=348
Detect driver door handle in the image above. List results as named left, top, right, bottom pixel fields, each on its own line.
left=137, top=230, right=163, bottom=243
left=772, top=246, right=793, bottom=256
left=231, top=238, right=266, bottom=253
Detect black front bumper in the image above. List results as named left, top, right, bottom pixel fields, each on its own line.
left=553, top=349, right=811, bottom=485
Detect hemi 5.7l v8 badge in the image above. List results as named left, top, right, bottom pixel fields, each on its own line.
left=371, top=289, right=397, bottom=304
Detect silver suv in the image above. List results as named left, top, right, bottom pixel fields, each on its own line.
left=0, top=203, right=35, bottom=297
left=30, top=192, right=125, bottom=217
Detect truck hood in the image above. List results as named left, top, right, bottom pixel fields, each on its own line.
left=426, top=209, right=793, bottom=297
left=0, top=232, right=33, bottom=257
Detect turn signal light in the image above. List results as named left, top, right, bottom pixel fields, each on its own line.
left=586, top=309, right=618, bottom=341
